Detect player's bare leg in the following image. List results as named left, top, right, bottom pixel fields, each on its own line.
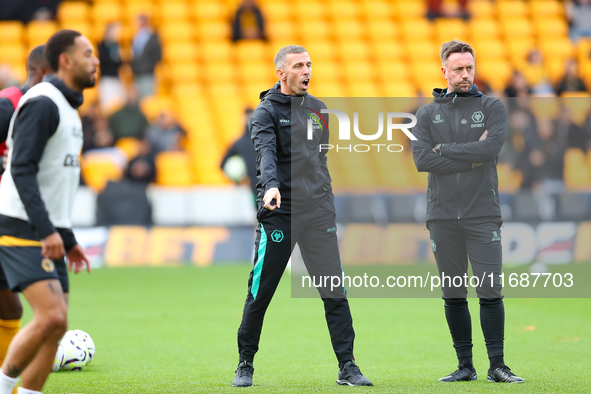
left=1, top=279, right=67, bottom=392
left=0, top=289, right=23, bottom=365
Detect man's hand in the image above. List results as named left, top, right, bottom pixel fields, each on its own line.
left=479, top=130, right=488, bottom=141
left=263, top=187, right=281, bottom=211
left=41, top=232, right=65, bottom=260
left=66, top=244, right=91, bottom=273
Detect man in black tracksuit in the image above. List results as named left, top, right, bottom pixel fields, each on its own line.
left=412, top=40, right=524, bottom=384
left=232, top=45, right=372, bottom=388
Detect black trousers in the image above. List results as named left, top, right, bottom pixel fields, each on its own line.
left=428, top=217, right=505, bottom=360
left=237, top=198, right=355, bottom=364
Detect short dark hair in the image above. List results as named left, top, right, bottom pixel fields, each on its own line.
left=46, top=29, right=82, bottom=72
left=274, top=45, right=307, bottom=70
left=440, top=39, right=475, bottom=65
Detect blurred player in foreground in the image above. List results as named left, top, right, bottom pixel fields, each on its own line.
left=0, top=45, right=51, bottom=394
left=0, top=30, right=98, bottom=394
left=233, top=45, right=372, bottom=388
left=412, top=39, right=524, bottom=384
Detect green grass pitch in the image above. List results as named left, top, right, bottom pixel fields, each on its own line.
left=26, top=265, right=591, bottom=393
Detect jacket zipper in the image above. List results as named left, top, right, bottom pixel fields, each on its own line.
left=453, top=99, right=461, bottom=219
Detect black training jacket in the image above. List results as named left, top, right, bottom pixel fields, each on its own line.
left=249, top=81, right=332, bottom=213
left=412, top=84, right=507, bottom=221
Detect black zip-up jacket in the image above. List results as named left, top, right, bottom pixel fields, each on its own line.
left=412, top=84, right=507, bottom=221
left=249, top=81, right=332, bottom=213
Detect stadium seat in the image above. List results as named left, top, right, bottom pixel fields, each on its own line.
left=534, top=17, right=569, bottom=39
left=299, top=19, right=331, bottom=41
left=468, top=0, right=495, bottom=19
left=25, top=21, right=59, bottom=47
left=337, top=40, right=372, bottom=61
left=203, top=62, right=234, bottom=84
left=0, top=21, right=24, bottom=43
left=393, top=1, right=427, bottom=19
left=361, top=1, right=393, bottom=21
left=163, top=42, right=198, bottom=63
left=376, top=60, right=408, bottom=82
left=343, top=61, right=375, bottom=84
left=294, top=1, right=327, bottom=20
left=333, top=19, right=365, bottom=41
left=500, top=18, right=534, bottom=40
left=115, top=137, right=141, bottom=160
left=347, top=81, right=381, bottom=97
left=372, top=40, right=403, bottom=63
left=193, top=1, right=228, bottom=21
left=265, top=20, right=296, bottom=41
left=311, top=82, right=346, bottom=97
left=468, top=18, right=500, bottom=40
left=496, top=0, right=529, bottom=18
left=304, top=41, right=337, bottom=62
left=545, top=58, right=567, bottom=83
left=81, top=157, right=124, bottom=193
left=234, top=41, right=269, bottom=63
left=477, top=59, right=513, bottom=91
left=564, top=148, right=591, bottom=190
left=140, top=95, right=173, bottom=122
left=472, top=39, right=508, bottom=60
left=238, top=61, right=270, bottom=84
left=92, top=2, right=122, bottom=27
left=530, top=0, right=563, bottom=19
left=0, top=44, right=26, bottom=64
left=159, top=23, right=195, bottom=44
left=328, top=0, right=359, bottom=19
left=366, top=20, right=400, bottom=43
left=434, top=18, right=468, bottom=44
left=539, top=37, right=574, bottom=62
left=57, top=1, right=89, bottom=23
left=123, top=2, right=155, bottom=24
left=400, top=19, right=433, bottom=41
left=155, top=151, right=194, bottom=187
left=260, top=3, right=293, bottom=21
left=200, top=41, right=232, bottom=63
left=158, top=2, right=190, bottom=23
left=196, top=21, right=231, bottom=41
left=405, top=40, right=439, bottom=62
left=168, top=62, right=201, bottom=85
left=506, top=38, right=536, bottom=68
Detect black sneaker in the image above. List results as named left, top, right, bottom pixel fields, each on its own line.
left=439, top=363, right=477, bottom=382
left=336, top=360, right=373, bottom=386
left=232, top=361, right=254, bottom=387
left=487, top=364, right=525, bottom=383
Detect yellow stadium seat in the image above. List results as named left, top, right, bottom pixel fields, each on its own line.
left=193, top=1, right=228, bottom=20
left=26, top=21, right=58, bottom=47
left=468, top=17, right=499, bottom=40
left=496, top=163, right=522, bottom=193
left=123, top=2, right=156, bottom=24
left=435, top=18, right=468, bottom=43
left=393, top=1, right=427, bottom=19
left=0, top=44, right=27, bottom=64
left=172, top=82, right=204, bottom=100
left=207, top=82, right=240, bottom=100
left=534, top=17, right=569, bottom=38
left=260, top=3, right=293, bottom=21
left=168, top=62, right=201, bottom=85
left=472, top=39, right=507, bottom=60
left=309, top=61, right=340, bottom=83
left=564, top=148, right=591, bottom=190
left=468, top=0, right=495, bottom=19
left=539, top=37, right=574, bottom=62
left=140, top=95, right=173, bottom=121
left=203, top=62, right=234, bottom=83
left=382, top=81, right=417, bottom=97
left=60, top=21, right=93, bottom=40
left=337, top=40, right=372, bottom=61
left=377, top=61, right=408, bottom=82
left=299, top=19, right=331, bottom=41
left=57, top=1, right=89, bottom=23
left=1, top=62, right=26, bottom=84
left=158, top=2, right=190, bottom=23
left=265, top=20, right=296, bottom=41
left=294, top=1, right=327, bottom=20
left=366, top=20, right=400, bottom=42
left=155, top=151, right=193, bottom=187
left=0, top=21, right=24, bottom=43
left=163, top=42, right=198, bottom=63
left=92, top=2, right=122, bottom=26
left=545, top=58, right=567, bottom=83
left=372, top=40, right=403, bottom=62
left=333, top=19, right=365, bottom=41
left=238, top=61, right=269, bottom=83
left=530, top=0, right=563, bottom=19
left=501, top=18, right=533, bottom=40
left=361, top=1, right=393, bottom=20
left=347, top=81, right=381, bottom=97
left=159, top=23, right=195, bottom=44
left=81, top=157, right=123, bottom=193
left=506, top=38, right=536, bottom=67
left=496, top=0, right=529, bottom=18
left=304, top=41, right=336, bottom=62
left=400, top=19, right=433, bottom=41
left=343, top=62, right=375, bottom=84
left=328, top=0, right=359, bottom=19
left=311, top=82, right=346, bottom=97
left=235, top=40, right=269, bottom=62
left=115, top=137, right=141, bottom=160
left=405, top=40, right=439, bottom=62
left=412, top=60, right=444, bottom=82
left=200, top=41, right=232, bottom=62
left=196, top=21, right=231, bottom=41
left=477, top=59, right=513, bottom=91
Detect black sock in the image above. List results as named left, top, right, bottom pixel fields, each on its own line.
left=489, top=355, right=504, bottom=371
left=459, top=356, right=473, bottom=369
left=444, top=298, right=473, bottom=362
left=339, top=360, right=352, bottom=370
left=479, top=298, right=505, bottom=368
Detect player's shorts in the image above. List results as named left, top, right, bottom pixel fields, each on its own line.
left=0, top=214, right=69, bottom=293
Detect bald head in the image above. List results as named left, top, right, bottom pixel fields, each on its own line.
left=25, top=45, right=51, bottom=88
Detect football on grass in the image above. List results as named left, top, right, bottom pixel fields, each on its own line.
left=65, top=329, right=95, bottom=364
left=58, top=335, right=90, bottom=371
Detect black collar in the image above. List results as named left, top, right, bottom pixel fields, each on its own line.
left=45, top=75, right=84, bottom=109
